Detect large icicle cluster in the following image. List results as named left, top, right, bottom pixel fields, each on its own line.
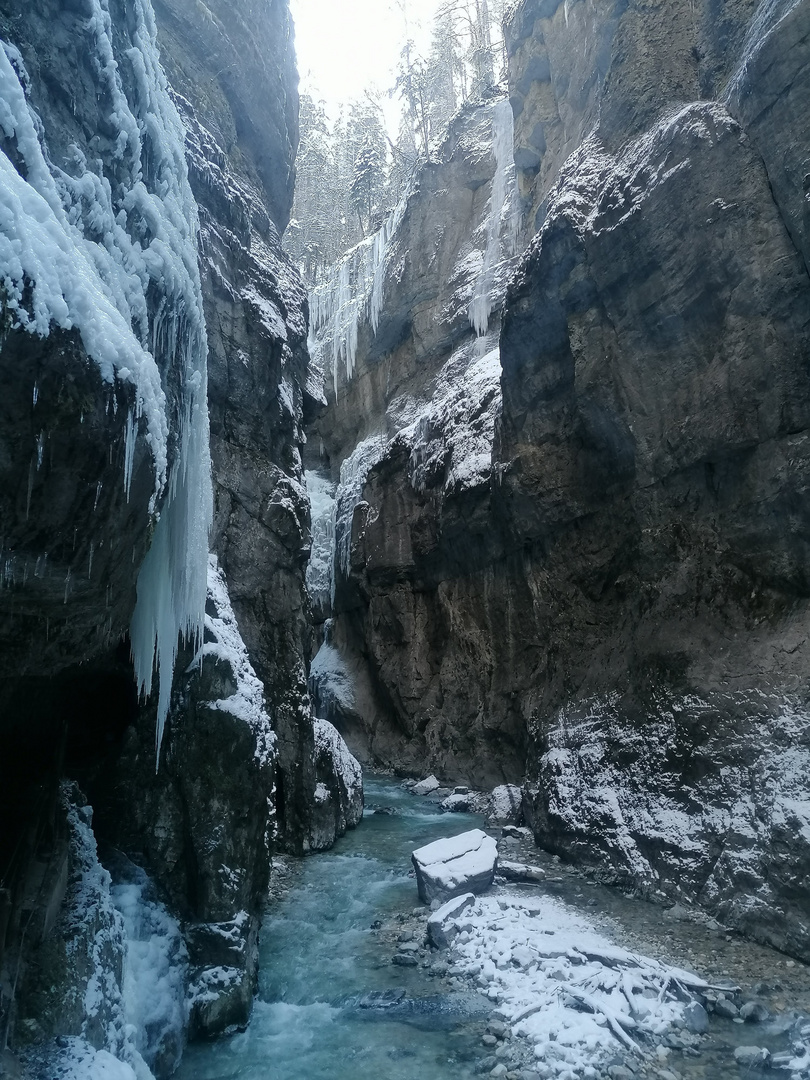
left=308, top=199, right=406, bottom=399
left=0, top=0, right=212, bottom=758
left=469, top=97, right=521, bottom=337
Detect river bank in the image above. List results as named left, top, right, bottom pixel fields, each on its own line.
left=174, top=774, right=810, bottom=1080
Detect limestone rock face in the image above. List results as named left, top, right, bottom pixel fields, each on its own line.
left=496, top=0, right=810, bottom=958
left=0, top=0, right=211, bottom=1053
left=0, top=0, right=332, bottom=1058
left=308, top=718, right=364, bottom=851
left=308, top=99, right=524, bottom=785
left=308, top=0, right=810, bottom=958
left=15, top=786, right=128, bottom=1057
left=93, top=558, right=277, bottom=1039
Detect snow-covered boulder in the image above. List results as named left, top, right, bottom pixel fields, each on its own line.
left=498, top=860, right=545, bottom=885
left=309, top=718, right=363, bottom=850
left=412, top=829, right=498, bottom=904
left=488, top=784, right=524, bottom=825
left=413, top=775, right=441, bottom=796
left=441, top=791, right=474, bottom=813
left=427, top=893, right=475, bottom=949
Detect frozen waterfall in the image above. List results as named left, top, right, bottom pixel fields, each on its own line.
left=0, top=0, right=213, bottom=761
left=308, top=199, right=406, bottom=400
left=469, top=98, right=521, bottom=337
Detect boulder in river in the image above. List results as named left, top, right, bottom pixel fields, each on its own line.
left=733, top=1046, right=770, bottom=1067
left=498, top=860, right=545, bottom=885
left=412, top=830, right=498, bottom=904
left=413, top=775, right=441, bottom=796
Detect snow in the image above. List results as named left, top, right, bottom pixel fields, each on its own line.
left=111, top=867, right=188, bottom=1075
left=22, top=1038, right=151, bottom=1080
left=188, top=965, right=244, bottom=1007
left=61, top=789, right=129, bottom=1059
left=313, top=717, right=363, bottom=807
left=413, top=775, right=441, bottom=796
left=489, top=783, right=524, bottom=824
left=399, top=339, right=502, bottom=496
left=1, top=3, right=213, bottom=762
left=332, top=434, right=387, bottom=591
left=449, top=892, right=707, bottom=1075
left=468, top=97, right=521, bottom=337
left=308, top=198, right=406, bottom=399
left=309, top=625, right=355, bottom=713
left=191, top=555, right=277, bottom=768
left=412, top=829, right=498, bottom=902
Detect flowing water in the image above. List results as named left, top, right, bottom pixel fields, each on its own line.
left=177, top=775, right=810, bottom=1080
left=176, top=776, right=492, bottom=1080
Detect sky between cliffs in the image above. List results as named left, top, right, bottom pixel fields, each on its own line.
left=290, top=0, right=439, bottom=109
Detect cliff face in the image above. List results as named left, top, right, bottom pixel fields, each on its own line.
left=148, top=0, right=319, bottom=857
left=307, top=98, right=524, bottom=783
left=309, top=0, right=810, bottom=959
left=498, top=0, right=810, bottom=958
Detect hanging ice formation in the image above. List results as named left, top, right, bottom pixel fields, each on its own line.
left=309, top=199, right=406, bottom=400
left=0, top=0, right=212, bottom=761
left=469, top=98, right=521, bottom=337
left=305, top=470, right=338, bottom=612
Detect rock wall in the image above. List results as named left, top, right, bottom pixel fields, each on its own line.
left=498, top=0, right=810, bottom=959
left=0, top=0, right=211, bottom=1058
left=308, top=0, right=810, bottom=959
left=0, top=0, right=353, bottom=1066
left=150, top=0, right=317, bottom=855
left=306, top=98, right=524, bottom=784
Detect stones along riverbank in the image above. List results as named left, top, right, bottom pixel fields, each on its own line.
left=177, top=773, right=810, bottom=1080
left=368, top=776, right=810, bottom=1080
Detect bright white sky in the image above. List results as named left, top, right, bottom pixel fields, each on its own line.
left=290, top=0, right=440, bottom=112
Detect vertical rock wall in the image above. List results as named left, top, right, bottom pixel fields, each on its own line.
left=307, top=0, right=810, bottom=959
left=0, top=0, right=354, bottom=1065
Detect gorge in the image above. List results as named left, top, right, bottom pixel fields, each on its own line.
left=0, top=0, right=809, bottom=1078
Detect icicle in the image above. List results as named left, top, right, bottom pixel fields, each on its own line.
left=32, top=381, right=38, bottom=406
left=26, top=460, right=34, bottom=520
left=469, top=99, right=521, bottom=338
left=36, top=431, right=44, bottom=470
left=309, top=198, right=407, bottom=400
left=0, top=2, right=212, bottom=762
left=123, top=410, right=136, bottom=501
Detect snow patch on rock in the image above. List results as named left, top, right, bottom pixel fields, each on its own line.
left=450, top=892, right=708, bottom=1073
left=194, top=554, right=277, bottom=769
